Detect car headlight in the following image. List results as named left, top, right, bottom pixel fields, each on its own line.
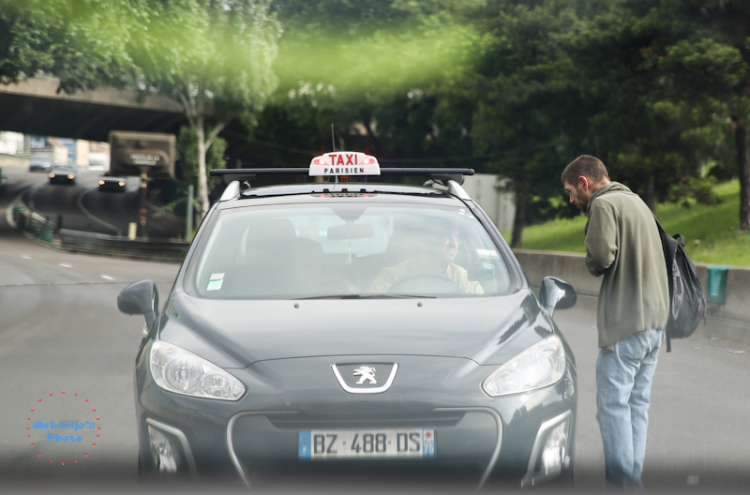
left=150, top=341, right=245, bottom=400
left=482, top=335, right=565, bottom=396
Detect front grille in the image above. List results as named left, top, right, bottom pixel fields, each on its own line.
left=267, top=410, right=465, bottom=430
left=227, top=408, right=502, bottom=491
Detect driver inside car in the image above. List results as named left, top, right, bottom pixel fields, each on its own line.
left=366, top=221, right=484, bottom=295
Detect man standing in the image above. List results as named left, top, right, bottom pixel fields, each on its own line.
left=562, top=155, right=670, bottom=489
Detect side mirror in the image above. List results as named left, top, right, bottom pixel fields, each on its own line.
left=539, top=276, right=577, bottom=317
left=118, top=280, right=159, bottom=329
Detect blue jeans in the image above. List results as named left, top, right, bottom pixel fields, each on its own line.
left=596, top=328, right=664, bottom=490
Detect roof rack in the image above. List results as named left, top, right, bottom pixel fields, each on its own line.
left=210, top=167, right=475, bottom=185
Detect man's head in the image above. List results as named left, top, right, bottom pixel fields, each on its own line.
left=419, top=220, right=460, bottom=266
left=561, top=155, right=611, bottom=210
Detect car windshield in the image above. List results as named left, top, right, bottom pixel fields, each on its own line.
left=190, top=202, right=512, bottom=299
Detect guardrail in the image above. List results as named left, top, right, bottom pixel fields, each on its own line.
left=515, top=249, right=750, bottom=347
left=58, top=229, right=188, bottom=262
left=11, top=202, right=57, bottom=244
left=10, top=200, right=188, bottom=263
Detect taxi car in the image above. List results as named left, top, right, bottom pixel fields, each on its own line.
left=118, top=153, right=578, bottom=490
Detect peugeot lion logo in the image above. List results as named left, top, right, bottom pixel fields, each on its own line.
left=353, top=366, right=377, bottom=385
left=331, top=364, right=399, bottom=394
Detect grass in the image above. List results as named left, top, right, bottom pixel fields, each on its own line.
left=503, top=180, right=750, bottom=267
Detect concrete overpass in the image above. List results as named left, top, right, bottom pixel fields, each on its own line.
left=0, top=76, right=275, bottom=164
left=0, top=77, right=188, bottom=143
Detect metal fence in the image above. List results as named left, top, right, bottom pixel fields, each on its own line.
left=58, top=229, right=188, bottom=262
left=11, top=202, right=56, bottom=244
left=11, top=201, right=188, bottom=262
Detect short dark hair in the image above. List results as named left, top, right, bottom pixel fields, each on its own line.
left=561, top=155, right=610, bottom=185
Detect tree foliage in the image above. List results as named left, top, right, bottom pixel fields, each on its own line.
left=0, top=0, right=135, bottom=91
left=3, top=0, right=750, bottom=233
left=1, top=0, right=280, bottom=221
left=127, top=0, right=281, bottom=219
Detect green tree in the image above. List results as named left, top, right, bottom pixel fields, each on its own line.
left=0, top=0, right=136, bottom=91
left=655, top=0, right=750, bottom=230
left=562, top=0, right=746, bottom=221
left=559, top=1, right=686, bottom=210
left=176, top=126, right=226, bottom=194
left=255, top=0, right=479, bottom=166
left=470, top=0, right=582, bottom=247
left=129, top=0, right=281, bottom=219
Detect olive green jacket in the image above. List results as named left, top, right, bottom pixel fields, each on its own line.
left=585, top=182, right=670, bottom=348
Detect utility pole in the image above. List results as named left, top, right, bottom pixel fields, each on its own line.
left=138, top=170, right=149, bottom=239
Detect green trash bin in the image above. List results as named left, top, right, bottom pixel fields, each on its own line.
left=706, top=265, right=731, bottom=304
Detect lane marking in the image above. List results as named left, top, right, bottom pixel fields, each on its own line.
left=59, top=263, right=72, bottom=268
left=22, top=255, right=32, bottom=260
left=100, top=275, right=115, bottom=281
left=5, top=203, right=17, bottom=228
left=76, top=189, right=121, bottom=233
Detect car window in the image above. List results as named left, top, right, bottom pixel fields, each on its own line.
left=191, top=203, right=511, bottom=299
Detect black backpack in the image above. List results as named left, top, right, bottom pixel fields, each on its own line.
left=654, top=218, right=707, bottom=352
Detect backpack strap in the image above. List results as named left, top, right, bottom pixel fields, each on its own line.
left=654, top=215, right=673, bottom=353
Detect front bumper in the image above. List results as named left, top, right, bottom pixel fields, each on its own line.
left=49, top=176, right=75, bottom=184
left=136, top=354, right=576, bottom=490
left=98, top=182, right=125, bottom=192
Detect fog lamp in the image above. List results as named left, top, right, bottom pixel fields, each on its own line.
left=148, top=425, right=179, bottom=474
left=540, top=418, right=570, bottom=476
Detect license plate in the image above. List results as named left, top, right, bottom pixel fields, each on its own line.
left=298, top=429, right=435, bottom=459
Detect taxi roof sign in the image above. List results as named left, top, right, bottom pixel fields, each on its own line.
left=309, top=152, right=380, bottom=176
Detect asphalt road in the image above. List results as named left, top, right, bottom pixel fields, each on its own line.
left=3, top=167, right=183, bottom=238
left=0, top=194, right=749, bottom=493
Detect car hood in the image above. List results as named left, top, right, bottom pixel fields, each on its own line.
left=159, top=289, right=554, bottom=369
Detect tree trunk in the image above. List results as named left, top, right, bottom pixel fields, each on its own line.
left=363, top=119, right=381, bottom=155
left=643, top=172, right=655, bottom=212
left=510, top=178, right=527, bottom=248
left=194, top=85, right=210, bottom=222
left=735, top=119, right=750, bottom=231
left=195, top=115, right=210, bottom=221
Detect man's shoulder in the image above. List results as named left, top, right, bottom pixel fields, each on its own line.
left=591, top=189, right=648, bottom=214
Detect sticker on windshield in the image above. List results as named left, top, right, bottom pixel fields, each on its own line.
left=207, top=273, right=225, bottom=291
left=476, top=249, right=499, bottom=259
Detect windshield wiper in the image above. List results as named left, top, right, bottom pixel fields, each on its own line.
left=294, top=294, right=436, bottom=300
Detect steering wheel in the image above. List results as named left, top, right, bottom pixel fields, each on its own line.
left=388, top=272, right=464, bottom=295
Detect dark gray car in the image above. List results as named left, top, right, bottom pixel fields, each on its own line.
left=119, top=156, right=577, bottom=491
left=48, top=164, right=77, bottom=185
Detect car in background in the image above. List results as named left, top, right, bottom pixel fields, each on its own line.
left=119, top=153, right=578, bottom=491
left=30, top=161, right=52, bottom=173
left=48, top=165, right=77, bottom=185
left=98, top=174, right=127, bottom=192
